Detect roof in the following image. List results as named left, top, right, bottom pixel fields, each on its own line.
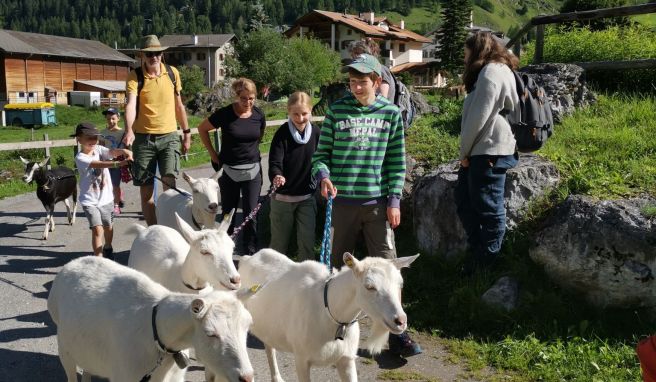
left=74, top=80, right=126, bottom=92
left=391, top=61, right=442, bottom=74
left=0, top=30, right=134, bottom=63
left=160, top=34, right=235, bottom=48
left=4, top=102, right=54, bottom=110
left=287, top=10, right=431, bottom=43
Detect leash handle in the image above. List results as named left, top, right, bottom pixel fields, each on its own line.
left=319, top=194, right=333, bottom=270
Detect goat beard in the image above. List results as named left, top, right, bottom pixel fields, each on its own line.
left=364, top=320, right=389, bottom=355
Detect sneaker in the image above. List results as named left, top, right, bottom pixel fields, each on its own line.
left=113, top=205, right=121, bottom=215
left=388, top=332, right=422, bottom=357
left=102, top=245, right=114, bottom=261
left=118, top=200, right=125, bottom=208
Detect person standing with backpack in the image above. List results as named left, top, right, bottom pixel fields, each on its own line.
left=122, top=35, right=191, bottom=226
left=456, top=32, right=520, bottom=273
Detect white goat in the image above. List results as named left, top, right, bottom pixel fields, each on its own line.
left=156, top=171, right=220, bottom=231
left=238, top=249, right=419, bottom=382
left=48, top=256, right=255, bottom=382
left=128, top=211, right=240, bottom=293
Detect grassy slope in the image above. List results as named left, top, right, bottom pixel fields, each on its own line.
left=401, top=93, right=654, bottom=381
left=383, top=0, right=564, bottom=35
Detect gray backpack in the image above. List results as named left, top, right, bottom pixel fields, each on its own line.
left=506, top=71, right=554, bottom=152
left=393, top=77, right=416, bottom=130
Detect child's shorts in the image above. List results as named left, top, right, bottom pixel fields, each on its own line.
left=109, top=167, right=121, bottom=188
left=83, top=202, right=114, bottom=228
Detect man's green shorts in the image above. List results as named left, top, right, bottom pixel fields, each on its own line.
left=131, top=132, right=180, bottom=186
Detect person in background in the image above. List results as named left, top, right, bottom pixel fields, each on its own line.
left=99, top=107, right=125, bottom=215
left=197, top=78, right=265, bottom=255
left=312, top=54, right=422, bottom=358
left=268, top=91, right=320, bottom=261
left=349, top=38, right=396, bottom=102
left=122, top=35, right=191, bottom=226
left=455, top=31, right=520, bottom=273
left=72, top=122, right=132, bottom=259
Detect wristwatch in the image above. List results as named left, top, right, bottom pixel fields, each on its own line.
left=182, top=129, right=191, bottom=134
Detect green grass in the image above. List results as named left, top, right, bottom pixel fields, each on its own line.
left=378, top=370, right=440, bottom=381
left=541, top=94, right=656, bottom=197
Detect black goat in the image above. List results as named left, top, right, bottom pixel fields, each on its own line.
left=20, top=156, right=77, bottom=240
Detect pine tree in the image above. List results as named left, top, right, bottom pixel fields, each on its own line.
left=248, top=0, right=270, bottom=31
left=435, top=0, right=471, bottom=72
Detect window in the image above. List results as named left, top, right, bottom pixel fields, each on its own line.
left=341, top=40, right=353, bottom=50
left=219, top=69, right=224, bottom=76
left=183, top=52, right=191, bottom=61
left=399, top=43, right=406, bottom=52
left=219, top=53, right=224, bottom=61
left=197, top=52, right=206, bottom=60
left=347, top=29, right=352, bottom=35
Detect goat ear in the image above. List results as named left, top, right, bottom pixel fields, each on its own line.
left=392, top=254, right=420, bottom=269
left=182, top=172, right=194, bottom=185
left=191, top=298, right=210, bottom=319
left=343, top=252, right=361, bottom=273
left=218, top=209, right=235, bottom=233
left=210, top=170, right=221, bottom=181
left=175, top=212, right=199, bottom=242
left=39, top=157, right=50, bottom=168
left=19, top=156, right=30, bottom=165
left=236, top=283, right=264, bottom=302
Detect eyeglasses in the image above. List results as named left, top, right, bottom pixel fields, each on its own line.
left=144, top=51, right=162, bottom=58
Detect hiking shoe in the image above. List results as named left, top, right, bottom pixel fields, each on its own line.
left=113, top=205, right=121, bottom=215
left=388, top=332, right=422, bottom=357
left=102, top=245, right=114, bottom=261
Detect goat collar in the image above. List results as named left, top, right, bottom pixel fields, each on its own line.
left=191, top=212, right=204, bottom=230
left=141, top=304, right=187, bottom=381
left=323, top=277, right=361, bottom=341
left=182, top=279, right=207, bottom=291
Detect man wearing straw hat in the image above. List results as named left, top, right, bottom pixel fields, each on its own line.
left=122, top=35, right=191, bottom=225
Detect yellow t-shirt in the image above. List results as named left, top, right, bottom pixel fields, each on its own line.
left=126, top=63, right=182, bottom=134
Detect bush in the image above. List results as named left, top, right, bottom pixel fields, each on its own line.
left=521, top=25, right=656, bottom=91
left=560, top=0, right=629, bottom=30
left=177, top=65, right=207, bottom=100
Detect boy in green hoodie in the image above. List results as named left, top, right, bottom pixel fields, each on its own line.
left=312, top=53, right=421, bottom=357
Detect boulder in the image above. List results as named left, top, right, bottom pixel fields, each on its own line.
left=482, top=276, right=520, bottom=312
left=530, top=195, right=656, bottom=309
left=520, top=63, right=596, bottom=123
left=413, top=154, right=560, bottom=257
left=186, top=81, right=233, bottom=115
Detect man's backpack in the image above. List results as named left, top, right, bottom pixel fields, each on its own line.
left=133, top=64, right=178, bottom=119
left=393, top=77, right=417, bottom=130
left=506, top=71, right=554, bottom=152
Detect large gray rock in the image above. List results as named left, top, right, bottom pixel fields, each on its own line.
left=520, top=63, right=596, bottom=123
left=482, top=276, right=520, bottom=312
left=413, top=154, right=559, bottom=257
left=530, top=195, right=656, bottom=309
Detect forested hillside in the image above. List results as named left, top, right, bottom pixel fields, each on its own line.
left=1, top=0, right=563, bottom=48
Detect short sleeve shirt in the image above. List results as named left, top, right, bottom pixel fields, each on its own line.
left=208, top=105, right=266, bottom=165
left=126, top=63, right=182, bottom=134
left=75, top=146, right=114, bottom=207
left=100, top=128, right=124, bottom=150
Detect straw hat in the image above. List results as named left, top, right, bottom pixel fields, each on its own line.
left=139, top=35, right=168, bottom=52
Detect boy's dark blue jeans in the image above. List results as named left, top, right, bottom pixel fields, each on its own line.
left=455, top=153, right=518, bottom=260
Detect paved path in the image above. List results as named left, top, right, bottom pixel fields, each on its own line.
left=0, top=161, right=480, bottom=382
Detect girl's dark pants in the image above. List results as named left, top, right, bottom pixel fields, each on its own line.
left=219, top=171, right=262, bottom=254
left=455, top=154, right=518, bottom=261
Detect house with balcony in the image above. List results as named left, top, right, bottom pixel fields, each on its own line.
left=159, top=34, right=235, bottom=87
left=285, top=10, right=431, bottom=70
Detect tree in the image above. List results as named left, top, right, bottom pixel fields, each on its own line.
left=248, top=0, right=270, bottom=31
left=435, top=0, right=471, bottom=72
left=177, top=65, right=207, bottom=100
left=226, top=28, right=341, bottom=96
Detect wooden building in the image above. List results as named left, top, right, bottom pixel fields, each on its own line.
left=0, top=29, right=135, bottom=105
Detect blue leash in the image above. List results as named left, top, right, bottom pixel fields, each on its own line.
left=319, top=194, right=333, bottom=270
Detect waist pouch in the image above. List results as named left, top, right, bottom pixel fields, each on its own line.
left=223, top=163, right=260, bottom=182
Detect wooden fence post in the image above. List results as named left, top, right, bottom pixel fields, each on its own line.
left=534, top=24, right=545, bottom=64
left=44, top=133, right=51, bottom=170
